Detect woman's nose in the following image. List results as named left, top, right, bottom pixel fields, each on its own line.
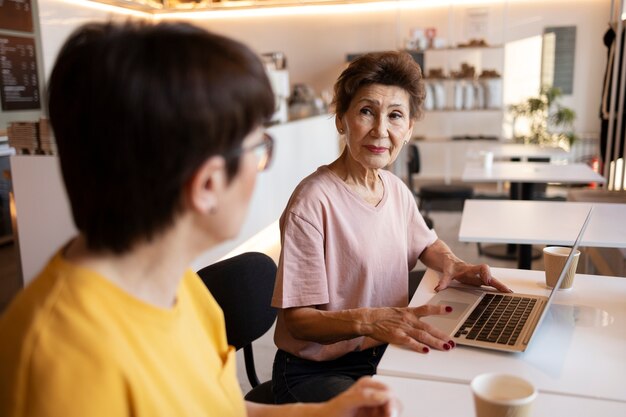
left=370, top=116, right=387, bottom=137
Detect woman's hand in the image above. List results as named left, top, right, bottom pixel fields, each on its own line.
left=246, top=377, right=399, bottom=417
left=321, top=377, right=400, bottom=417
left=435, top=260, right=513, bottom=293
left=362, top=305, right=456, bottom=353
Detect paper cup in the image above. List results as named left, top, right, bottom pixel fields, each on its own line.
left=471, top=373, right=537, bottom=417
left=543, top=246, right=580, bottom=289
left=480, top=151, right=494, bottom=172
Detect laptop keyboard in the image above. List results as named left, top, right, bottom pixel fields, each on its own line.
left=454, top=294, right=537, bottom=346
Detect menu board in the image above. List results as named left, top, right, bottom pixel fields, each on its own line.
left=0, top=0, right=33, bottom=32
left=0, top=35, right=40, bottom=111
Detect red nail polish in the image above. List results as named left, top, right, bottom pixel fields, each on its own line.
left=445, top=306, right=453, bottom=312
left=443, top=343, right=451, bottom=350
left=422, top=347, right=429, bottom=353
left=448, top=340, right=455, bottom=348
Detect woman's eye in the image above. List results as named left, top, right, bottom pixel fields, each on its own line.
left=389, top=112, right=403, bottom=120
left=360, top=108, right=373, bottom=116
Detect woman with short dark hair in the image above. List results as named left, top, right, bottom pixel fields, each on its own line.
left=0, top=22, right=397, bottom=417
left=271, top=51, right=512, bottom=404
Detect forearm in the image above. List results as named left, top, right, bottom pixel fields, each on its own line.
left=247, top=402, right=324, bottom=417
left=418, top=239, right=465, bottom=272
left=283, top=306, right=393, bottom=344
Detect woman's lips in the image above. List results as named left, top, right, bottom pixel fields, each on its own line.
left=364, top=145, right=388, bottom=154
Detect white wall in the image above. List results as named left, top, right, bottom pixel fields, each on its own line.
left=35, top=0, right=610, bottom=138
left=503, top=0, right=610, bottom=137
left=11, top=116, right=338, bottom=284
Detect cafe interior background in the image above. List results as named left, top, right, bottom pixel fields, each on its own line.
left=1, top=0, right=626, bottom=389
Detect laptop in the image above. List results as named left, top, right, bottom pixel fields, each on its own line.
left=422, top=206, right=594, bottom=353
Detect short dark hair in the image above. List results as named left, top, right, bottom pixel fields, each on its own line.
left=48, top=21, right=274, bottom=254
left=332, top=51, right=425, bottom=120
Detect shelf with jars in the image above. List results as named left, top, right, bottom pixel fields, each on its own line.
left=407, top=35, right=506, bottom=139
left=421, top=43, right=504, bottom=113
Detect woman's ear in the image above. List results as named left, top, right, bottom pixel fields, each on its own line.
left=335, top=115, right=345, bottom=135
left=187, top=156, right=227, bottom=214
left=405, top=119, right=416, bottom=142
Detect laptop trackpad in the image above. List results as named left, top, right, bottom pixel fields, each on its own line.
left=431, top=301, right=471, bottom=320
left=421, top=288, right=480, bottom=335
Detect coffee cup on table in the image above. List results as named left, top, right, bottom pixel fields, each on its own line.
left=480, top=151, right=494, bottom=172
left=471, top=373, right=537, bottom=417
left=543, top=246, right=580, bottom=289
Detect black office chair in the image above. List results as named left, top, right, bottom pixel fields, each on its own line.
left=197, top=252, right=277, bottom=404
left=406, top=143, right=474, bottom=228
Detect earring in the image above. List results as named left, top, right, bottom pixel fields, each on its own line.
left=338, top=129, right=344, bottom=134
left=403, top=140, right=408, bottom=145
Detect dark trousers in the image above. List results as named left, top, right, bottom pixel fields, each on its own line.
left=271, top=345, right=388, bottom=404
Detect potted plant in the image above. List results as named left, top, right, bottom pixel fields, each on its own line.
left=509, top=86, right=577, bottom=149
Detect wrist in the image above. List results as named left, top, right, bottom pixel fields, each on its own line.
left=288, top=402, right=325, bottom=417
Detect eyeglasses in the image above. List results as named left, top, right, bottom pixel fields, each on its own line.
left=224, top=132, right=274, bottom=172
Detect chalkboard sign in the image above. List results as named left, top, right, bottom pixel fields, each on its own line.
left=0, top=0, right=34, bottom=32
left=0, top=35, right=41, bottom=111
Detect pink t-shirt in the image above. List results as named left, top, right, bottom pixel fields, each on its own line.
left=272, top=166, right=438, bottom=361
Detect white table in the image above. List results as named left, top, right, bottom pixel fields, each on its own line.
left=460, top=200, right=626, bottom=248
left=411, top=141, right=568, bottom=183
left=0, top=147, right=16, bottom=157
left=483, top=143, right=568, bottom=160
left=375, top=374, right=626, bottom=417
left=459, top=200, right=626, bottom=269
left=461, top=162, right=607, bottom=268
left=462, top=162, right=606, bottom=199
left=376, top=268, right=626, bottom=404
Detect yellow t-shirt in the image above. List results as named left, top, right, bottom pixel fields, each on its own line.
left=0, top=251, right=246, bottom=417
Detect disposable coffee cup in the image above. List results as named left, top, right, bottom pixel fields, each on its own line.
left=471, top=373, right=537, bottom=417
left=480, top=151, right=494, bottom=172
left=543, top=246, right=580, bottom=289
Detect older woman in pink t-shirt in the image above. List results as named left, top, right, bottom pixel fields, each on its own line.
left=271, top=51, right=512, bottom=404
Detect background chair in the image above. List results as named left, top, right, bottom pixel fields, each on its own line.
left=406, top=143, right=474, bottom=229
left=197, top=252, right=277, bottom=404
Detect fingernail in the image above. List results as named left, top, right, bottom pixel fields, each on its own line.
left=445, top=306, right=453, bottom=312
left=422, top=347, right=430, bottom=353
left=443, top=343, right=451, bottom=350
left=448, top=340, right=455, bottom=348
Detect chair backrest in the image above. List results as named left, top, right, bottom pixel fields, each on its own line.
left=197, top=252, right=277, bottom=351
left=407, top=143, right=421, bottom=176
left=406, top=143, right=422, bottom=195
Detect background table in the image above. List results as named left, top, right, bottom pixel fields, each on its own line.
left=376, top=268, right=626, bottom=403
left=408, top=142, right=568, bottom=183
left=462, top=162, right=606, bottom=267
left=459, top=200, right=626, bottom=269
left=374, top=375, right=626, bottom=417
left=462, top=162, right=606, bottom=200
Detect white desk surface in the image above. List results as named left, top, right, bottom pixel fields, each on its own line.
left=484, top=143, right=568, bottom=159
left=375, top=374, right=626, bottom=417
left=0, top=146, right=16, bottom=157
left=376, top=268, right=626, bottom=403
left=459, top=200, right=626, bottom=248
left=462, top=162, right=606, bottom=184
left=409, top=141, right=568, bottom=182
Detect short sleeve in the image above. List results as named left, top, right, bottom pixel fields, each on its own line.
left=272, top=212, right=330, bottom=309
left=406, top=191, right=438, bottom=269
